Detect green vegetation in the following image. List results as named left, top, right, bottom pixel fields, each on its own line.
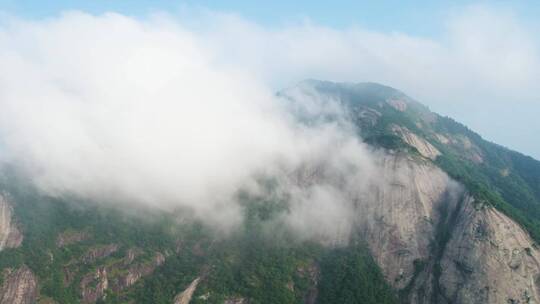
left=432, top=116, right=540, bottom=243
left=0, top=170, right=399, bottom=303
left=0, top=169, right=181, bottom=303
left=317, top=242, right=397, bottom=304
left=132, top=198, right=396, bottom=304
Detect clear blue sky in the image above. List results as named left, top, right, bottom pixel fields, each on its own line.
left=1, top=0, right=538, bottom=37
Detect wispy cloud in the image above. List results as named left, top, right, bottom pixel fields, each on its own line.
left=190, top=5, right=540, bottom=157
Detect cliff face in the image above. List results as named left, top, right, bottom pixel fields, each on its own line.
left=358, top=153, right=540, bottom=304
left=109, top=251, right=165, bottom=293
left=0, top=265, right=38, bottom=304
left=356, top=154, right=460, bottom=291
left=78, top=250, right=165, bottom=303
left=82, top=244, right=119, bottom=264
left=80, top=267, right=108, bottom=304
left=0, top=195, right=22, bottom=251
left=439, top=197, right=540, bottom=304
left=173, top=277, right=200, bottom=304
left=390, top=125, right=441, bottom=160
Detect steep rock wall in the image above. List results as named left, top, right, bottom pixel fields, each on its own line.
left=0, top=194, right=22, bottom=251
left=0, top=265, right=38, bottom=304
left=359, top=154, right=540, bottom=304
left=439, top=197, right=540, bottom=304
left=356, top=154, right=461, bottom=290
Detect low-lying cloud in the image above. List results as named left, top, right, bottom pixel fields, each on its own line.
left=0, top=12, right=381, bottom=241
left=0, top=5, right=537, bottom=241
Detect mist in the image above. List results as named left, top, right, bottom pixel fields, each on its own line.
left=0, top=6, right=534, bottom=242
left=189, top=5, right=540, bottom=159
left=0, top=12, right=385, bottom=242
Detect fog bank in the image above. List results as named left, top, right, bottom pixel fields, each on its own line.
left=0, top=13, right=382, bottom=241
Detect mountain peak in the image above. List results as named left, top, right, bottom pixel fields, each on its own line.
left=297, top=79, right=410, bottom=99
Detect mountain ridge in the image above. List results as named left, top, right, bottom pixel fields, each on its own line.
left=296, top=79, right=540, bottom=240
left=0, top=80, right=539, bottom=303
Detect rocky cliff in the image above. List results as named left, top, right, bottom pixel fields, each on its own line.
left=439, top=197, right=540, bottom=304
left=173, top=277, right=200, bottom=304
left=354, top=151, right=540, bottom=304
left=0, top=194, right=23, bottom=251
left=356, top=153, right=460, bottom=291
left=78, top=249, right=165, bottom=302
left=80, top=267, right=108, bottom=304
left=0, top=265, right=38, bottom=304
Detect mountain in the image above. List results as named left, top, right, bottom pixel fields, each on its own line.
left=0, top=80, right=539, bottom=304
left=283, top=80, right=540, bottom=303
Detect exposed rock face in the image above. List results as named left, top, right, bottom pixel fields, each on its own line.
left=122, top=248, right=143, bottom=265
left=82, top=244, right=119, bottom=263
left=387, top=98, right=408, bottom=112
left=56, top=230, right=89, bottom=247
left=80, top=267, right=108, bottom=304
left=173, top=277, right=200, bottom=304
left=357, top=154, right=459, bottom=289
left=435, top=132, right=484, bottom=164
left=355, top=153, right=540, bottom=304
left=439, top=198, right=540, bottom=304
left=109, top=252, right=165, bottom=292
left=76, top=250, right=164, bottom=303
left=296, top=262, right=320, bottom=304
left=390, top=125, right=441, bottom=160
left=0, top=195, right=23, bottom=250
left=0, top=265, right=38, bottom=304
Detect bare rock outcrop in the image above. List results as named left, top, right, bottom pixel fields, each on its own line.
left=80, top=267, right=108, bottom=304
left=76, top=250, right=164, bottom=303
left=82, top=244, right=119, bottom=263
left=297, top=262, right=320, bottom=304
left=357, top=154, right=459, bottom=289
left=109, top=252, right=165, bottom=292
left=357, top=153, right=540, bottom=304
left=387, top=98, right=408, bottom=112
left=0, top=265, right=38, bottom=304
left=438, top=197, right=540, bottom=304
left=122, top=248, right=142, bottom=265
left=173, top=277, right=200, bottom=304
left=390, top=125, right=441, bottom=160
left=0, top=195, right=23, bottom=250
left=435, top=132, right=484, bottom=164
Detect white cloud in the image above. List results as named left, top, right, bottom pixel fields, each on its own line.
left=0, top=12, right=381, bottom=239
left=0, top=5, right=537, bottom=239
left=190, top=5, right=540, bottom=157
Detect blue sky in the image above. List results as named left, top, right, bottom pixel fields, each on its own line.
left=0, top=1, right=539, bottom=159
left=1, top=0, right=538, bottom=36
